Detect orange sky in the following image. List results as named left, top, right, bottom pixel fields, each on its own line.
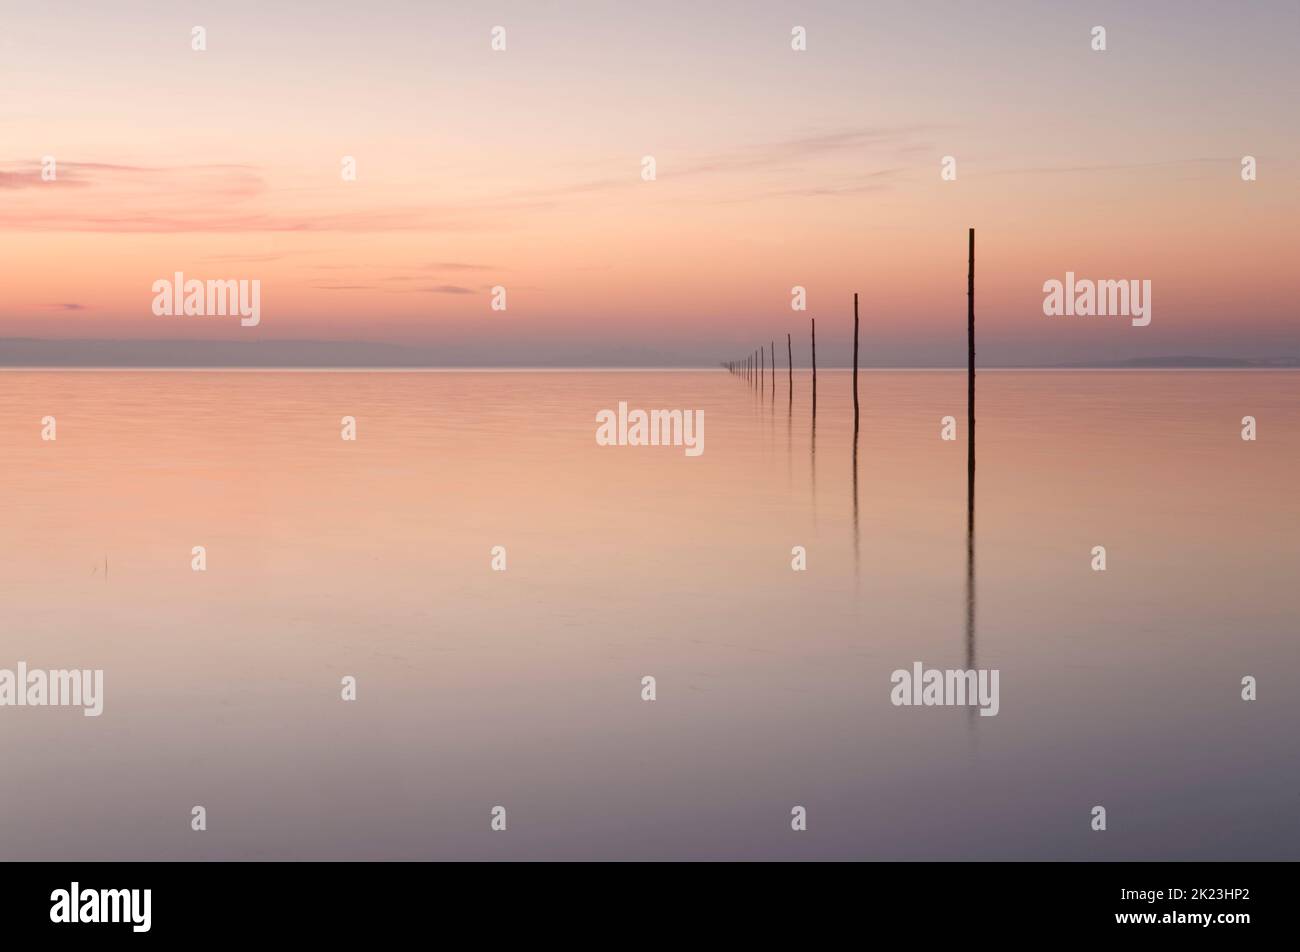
left=2, top=1, right=1297, bottom=365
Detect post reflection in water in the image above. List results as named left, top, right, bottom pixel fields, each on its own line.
left=810, top=390, right=817, bottom=519
left=851, top=429, right=860, bottom=577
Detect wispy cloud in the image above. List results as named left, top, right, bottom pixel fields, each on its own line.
left=421, top=262, right=497, bottom=272
left=494, top=125, right=932, bottom=206
left=408, top=285, right=476, bottom=294
left=0, top=160, right=467, bottom=233
left=199, top=252, right=291, bottom=263
left=988, top=157, right=1232, bottom=176
left=0, top=160, right=260, bottom=192
left=311, top=280, right=481, bottom=295
left=0, top=127, right=927, bottom=234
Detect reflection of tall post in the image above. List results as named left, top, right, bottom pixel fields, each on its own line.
left=966, top=482, right=976, bottom=670
left=786, top=333, right=793, bottom=407
left=811, top=318, right=817, bottom=418
left=852, top=292, right=860, bottom=435
left=966, top=227, right=976, bottom=669
left=852, top=427, right=860, bottom=575
left=810, top=319, right=817, bottom=515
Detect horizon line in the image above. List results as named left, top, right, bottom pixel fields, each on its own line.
left=3, top=366, right=1298, bottom=373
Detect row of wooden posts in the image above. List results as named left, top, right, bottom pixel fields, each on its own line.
left=723, top=228, right=976, bottom=453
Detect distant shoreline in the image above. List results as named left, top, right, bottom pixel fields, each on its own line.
left=2, top=338, right=1296, bottom=371
left=3, top=366, right=1298, bottom=373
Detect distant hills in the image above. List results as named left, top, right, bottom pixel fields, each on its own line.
left=1051, top=356, right=1300, bottom=369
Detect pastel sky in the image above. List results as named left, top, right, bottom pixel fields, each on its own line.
left=2, top=1, right=1297, bottom=366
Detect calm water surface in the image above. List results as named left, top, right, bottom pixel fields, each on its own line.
left=1, top=370, right=1297, bottom=859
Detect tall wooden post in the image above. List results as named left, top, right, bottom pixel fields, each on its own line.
left=769, top=341, right=775, bottom=399
left=852, top=292, right=860, bottom=433
left=967, top=229, right=975, bottom=489
left=966, top=226, right=977, bottom=667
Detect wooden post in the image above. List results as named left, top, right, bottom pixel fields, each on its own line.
left=760, top=345, right=764, bottom=392
left=852, top=292, right=860, bottom=434
left=967, top=228, right=975, bottom=499
left=769, top=341, right=775, bottom=399
left=966, top=226, right=976, bottom=667
left=811, top=317, right=817, bottom=417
